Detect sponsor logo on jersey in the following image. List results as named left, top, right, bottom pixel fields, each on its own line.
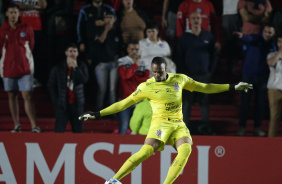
left=177, top=11, right=182, bottom=19
left=155, top=129, right=162, bottom=137
left=155, top=90, right=160, bottom=93
left=196, top=8, right=202, bottom=13
left=20, top=32, right=26, bottom=38
left=174, top=82, right=180, bottom=91
left=5, top=35, right=8, bottom=39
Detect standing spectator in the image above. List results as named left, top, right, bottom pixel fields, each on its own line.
left=129, top=99, right=152, bottom=135
left=116, top=0, right=149, bottom=49
left=77, top=0, right=115, bottom=62
left=238, top=0, right=272, bottom=35
left=162, top=0, right=184, bottom=40
left=13, top=0, right=47, bottom=87
left=176, top=0, right=215, bottom=38
left=90, top=10, right=120, bottom=110
left=234, top=24, right=276, bottom=136
left=0, top=4, right=41, bottom=132
left=176, top=12, right=216, bottom=135
left=139, top=22, right=175, bottom=76
left=47, top=43, right=88, bottom=133
left=266, top=36, right=282, bottom=137
left=222, top=0, right=240, bottom=73
left=118, top=40, right=150, bottom=134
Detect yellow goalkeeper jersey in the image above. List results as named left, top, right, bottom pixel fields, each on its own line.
left=130, top=73, right=198, bottom=122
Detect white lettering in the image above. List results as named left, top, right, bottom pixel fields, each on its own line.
left=83, top=143, right=115, bottom=180
left=119, top=144, right=143, bottom=184
left=197, top=146, right=210, bottom=184
left=26, top=143, right=76, bottom=184
left=0, top=143, right=17, bottom=184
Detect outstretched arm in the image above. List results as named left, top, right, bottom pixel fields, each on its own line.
left=194, top=82, right=253, bottom=94
left=79, top=96, right=136, bottom=121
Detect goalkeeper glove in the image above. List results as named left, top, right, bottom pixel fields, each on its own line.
left=78, top=111, right=101, bottom=121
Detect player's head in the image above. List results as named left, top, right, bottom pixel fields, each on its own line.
left=65, top=43, right=79, bottom=60
left=145, top=21, right=159, bottom=41
left=103, top=10, right=115, bottom=23
left=190, top=12, right=202, bottom=28
left=127, top=40, right=139, bottom=59
left=92, top=0, right=103, bottom=7
left=277, top=35, right=282, bottom=49
left=151, top=57, right=167, bottom=82
left=6, top=3, right=20, bottom=25
left=262, top=23, right=275, bottom=41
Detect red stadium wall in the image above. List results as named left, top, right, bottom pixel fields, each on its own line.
left=0, top=133, right=281, bottom=184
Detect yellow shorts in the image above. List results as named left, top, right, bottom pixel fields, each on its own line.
left=145, top=119, right=192, bottom=151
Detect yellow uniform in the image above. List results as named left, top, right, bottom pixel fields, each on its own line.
left=129, top=73, right=198, bottom=150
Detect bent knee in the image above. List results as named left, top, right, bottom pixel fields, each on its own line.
left=178, top=143, right=192, bottom=158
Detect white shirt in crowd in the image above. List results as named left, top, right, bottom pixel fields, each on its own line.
left=139, top=38, right=176, bottom=76
left=118, top=56, right=149, bottom=72
left=223, top=0, right=239, bottom=15
left=267, top=52, right=282, bottom=91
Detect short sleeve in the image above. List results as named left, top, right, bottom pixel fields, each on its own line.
left=182, top=74, right=198, bottom=92
left=130, top=83, right=148, bottom=103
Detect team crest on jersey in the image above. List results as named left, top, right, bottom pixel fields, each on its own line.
left=159, top=43, right=164, bottom=48
left=196, top=8, right=202, bottom=13
left=155, top=129, right=162, bottom=137
left=174, top=82, right=180, bottom=91
left=20, top=31, right=26, bottom=38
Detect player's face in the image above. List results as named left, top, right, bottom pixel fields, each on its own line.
left=104, top=15, right=115, bottom=24
left=277, top=38, right=282, bottom=48
left=151, top=63, right=167, bottom=82
left=146, top=28, right=159, bottom=41
left=65, top=47, right=79, bottom=60
left=6, top=8, right=19, bottom=24
left=127, top=44, right=139, bottom=59
left=190, top=12, right=202, bottom=28
left=263, top=26, right=275, bottom=41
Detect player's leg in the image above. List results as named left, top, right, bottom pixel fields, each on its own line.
left=163, top=137, right=192, bottom=184
left=113, top=138, right=160, bottom=180
left=7, top=91, right=20, bottom=127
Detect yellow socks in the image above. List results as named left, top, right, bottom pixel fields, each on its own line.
left=113, top=144, right=154, bottom=180
left=163, top=143, right=192, bottom=184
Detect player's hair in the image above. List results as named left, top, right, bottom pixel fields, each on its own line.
left=103, top=9, right=115, bottom=17
left=6, top=3, right=20, bottom=11
left=65, top=43, right=78, bottom=51
left=263, top=23, right=275, bottom=28
left=151, top=57, right=167, bottom=66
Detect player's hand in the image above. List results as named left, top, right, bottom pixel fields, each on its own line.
left=78, top=111, right=96, bottom=121
left=235, top=82, right=253, bottom=93
left=233, top=31, right=243, bottom=39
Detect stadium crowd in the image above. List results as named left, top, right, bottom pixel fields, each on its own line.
left=0, top=0, right=282, bottom=137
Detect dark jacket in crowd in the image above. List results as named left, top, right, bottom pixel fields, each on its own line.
left=47, top=60, right=88, bottom=109
left=77, top=3, right=115, bottom=46
left=241, top=34, right=277, bottom=77
left=176, top=29, right=216, bottom=76
left=89, top=25, right=121, bottom=63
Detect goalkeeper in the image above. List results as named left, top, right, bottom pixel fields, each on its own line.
left=79, top=57, right=252, bottom=184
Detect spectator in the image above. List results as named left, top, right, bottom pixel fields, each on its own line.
left=47, top=43, right=88, bottom=133
left=222, top=0, right=240, bottom=73
left=13, top=0, right=47, bottom=87
left=117, top=40, right=150, bottom=134
left=234, top=24, right=276, bottom=136
left=77, top=0, right=115, bottom=62
left=90, top=10, right=120, bottom=110
left=238, top=0, right=272, bottom=35
left=46, top=0, right=74, bottom=64
left=162, top=0, right=184, bottom=40
left=129, top=99, right=152, bottom=135
left=116, top=0, right=149, bottom=50
left=0, top=4, right=41, bottom=133
left=139, top=22, right=176, bottom=77
left=266, top=36, right=282, bottom=137
left=176, top=0, right=215, bottom=38
left=176, top=12, right=216, bottom=135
